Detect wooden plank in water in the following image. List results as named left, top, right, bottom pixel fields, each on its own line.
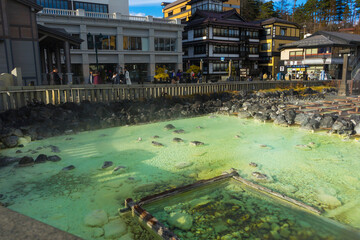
left=232, top=176, right=321, bottom=214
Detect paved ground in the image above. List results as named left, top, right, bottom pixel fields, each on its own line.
left=0, top=206, right=82, bottom=240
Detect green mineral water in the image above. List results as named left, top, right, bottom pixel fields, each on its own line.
left=0, top=115, right=359, bottom=239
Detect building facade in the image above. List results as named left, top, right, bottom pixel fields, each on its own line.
left=37, top=9, right=183, bottom=83
left=0, top=0, right=42, bottom=85
left=35, top=0, right=129, bottom=15
left=280, top=31, right=360, bottom=81
left=258, top=18, right=300, bottom=78
left=183, top=10, right=261, bottom=79
left=162, top=0, right=244, bottom=22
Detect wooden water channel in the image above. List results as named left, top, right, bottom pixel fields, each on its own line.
left=0, top=80, right=334, bottom=112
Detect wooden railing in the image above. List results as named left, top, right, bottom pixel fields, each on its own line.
left=0, top=81, right=333, bottom=112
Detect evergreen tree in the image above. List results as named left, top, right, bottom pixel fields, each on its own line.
left=258, top=1, right=278, bottom=19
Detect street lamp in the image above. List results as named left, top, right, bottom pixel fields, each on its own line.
left=87, top=32, right=103, bottom=71
left=303, top=24, right=307, bottom=38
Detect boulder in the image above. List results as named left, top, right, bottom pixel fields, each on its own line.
left=35, top=154, right=48, bottom=164
left=84, top=209, right=108, bottom=227
left=274, top=115, right=288, bottom=126
left=17, top=136, right=31, bottom=145
left=2, top=136, right=18, bottom=148
left=320, top=115, right=335, bottom=129
left=168, top=212, right=193, bottom=230
left=332, top=118, right=353, bottom=132
left=0, top=156, right=20, bottom=167
left=284, top=110, right=296, bottom=124
left=301, top=119, right=320, bottom=130
left=48, top=155, right=61, bottom=162
left=237, top=111, right=251, bottom=119
left=103, top=218, right=127, bottom=239
left=91, top=228, right=104, bottom=238
left=354, top=123, right=360, bottom=134
left=18, top=156, right=34, bottom=167
left=294, top=113, right=308, bottom=125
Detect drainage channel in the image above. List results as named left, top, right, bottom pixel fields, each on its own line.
left=119, top=169, right=326, bottom=240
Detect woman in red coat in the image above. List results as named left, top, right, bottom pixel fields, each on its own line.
left=93, top=71, right=101, bottom=85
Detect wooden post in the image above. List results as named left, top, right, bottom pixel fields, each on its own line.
left=339, top=53, right=349, bottom=96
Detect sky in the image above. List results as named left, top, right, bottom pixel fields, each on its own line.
left=129, top=0, right=307, bottom=18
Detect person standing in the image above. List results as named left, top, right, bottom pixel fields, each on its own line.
left=124, top=68, right=132, bottom=85
left=93, top=71, right=101, bottom=85
left=112, top=72, right=120, bottom=84
left=89, top=71, right=94, bottom=84
left=50, top=68, right=62, bottom=85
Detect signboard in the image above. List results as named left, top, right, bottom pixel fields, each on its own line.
left=279, top=66, right=285, bottom=72
left=240, top=68, right=249, bottom=77
left=220, top=57, right=225, bottom=62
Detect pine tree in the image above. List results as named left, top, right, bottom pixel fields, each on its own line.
left=258, top=1, right=278, bottom=20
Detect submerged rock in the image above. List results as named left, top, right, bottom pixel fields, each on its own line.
left=102, top=161, right=113, bottom=169
left=164, top=124, right=176, bottom=130
left=152, top=135, right=159, bottom=139
left=18, top=156, right=34, bottom=167
left=173, top=137, right=183, bottom=143
left=84, top=209, right=108, bottom=227
left=136, top=137, right=142, bottom=142
left=35, top=154, right=48, bottom=164
left=113, top=166, right=126, bottom=174
left=173, top=129, right=185, bottom=134
left=48, top=155, right=61, bottom=162
left=62, top=165, right=75, bottom=171
left=168, top=212, right=193, bottom=230
left=50, top=145, right=61, bottom=153
left=252, top=172, right=268, bottom=180
left=152, top=141, right=164, bottom=147
left=3, top=136, right=18, bottom=148
left=190, top=141, right=204, bottom=146
left=295, top=144, right=312, bottom=151
left=103, top=218, right=127, bottom=239
left=317, top=193, right=342, bottom=209
left=249, top=162, right=258, bottom=167
left=133, top=183, right=157, bottom=193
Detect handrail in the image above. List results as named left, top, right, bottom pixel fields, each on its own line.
left=38, top=8, right=179, bottom=24
left=0, top=81, right=334, bottom=112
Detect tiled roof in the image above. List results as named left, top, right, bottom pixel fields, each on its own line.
left=38, top=24, right=83, bottom=44
left=253, top=17, right=300, bottom=28
left=187, top=9, right=262, bottom=29
left=280, top=31, right=360, bottom=49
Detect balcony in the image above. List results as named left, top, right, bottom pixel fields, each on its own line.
left=38, top=8, right=179, bottom=24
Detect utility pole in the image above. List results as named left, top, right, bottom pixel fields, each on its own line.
left=292, top=0, right=297, bottom=22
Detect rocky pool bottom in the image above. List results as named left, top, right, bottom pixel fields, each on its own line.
left=144, top=179, right=360, bottom=240
left=0, top=114, right=360, bottom=239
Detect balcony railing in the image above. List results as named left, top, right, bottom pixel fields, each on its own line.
left=38, top=8, right=179, bottom=24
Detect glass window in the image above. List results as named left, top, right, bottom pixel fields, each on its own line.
left=168, top=11, right=173, bottom=16
left=142, top=38, right=149, bottom=51
left=87, top=34, right=94, bottom=49
left=261, top=43, right=270, bottom=51
left=280, top=28, right=287, bottom=36
left=110, top=36, right=116, bottom=50
left=181, top=7, right=186, bottom=12
left=265, top=28, right=271, bottom=35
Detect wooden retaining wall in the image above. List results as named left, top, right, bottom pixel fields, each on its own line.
left=0, top=80, right=333, bottom=112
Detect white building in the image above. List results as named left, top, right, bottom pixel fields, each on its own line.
left=35, top=0, right=183, bottom=83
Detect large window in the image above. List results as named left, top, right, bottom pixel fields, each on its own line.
left=87, top=34, right=116, bottom=50
left=74, top=1, right=108, bottom=13
left=246, top=30, right=259, bottom=38
left=194, top=45, right=206, bottom=54
left=36, top=0, right=68, bottom=9
left=182, top=31, right=188, bottom=40
left=290, top=51, right=303, bottom=60
left=191, top=3, right=222, bottom=14
left=261, top=43, right=270, bottom=51
left=123, top=36, right=147, bottom=51
left=249, top=46, right=258, bottom=54
left=280, top=27, right=287, bottom=36
left=213, top=62, right=228, bottom=72
left=213, top=45, right=239, bottom=54
left=213, top=27, right=239, bottom=37
left=155, top=38, right=176, bottom=51
left=194, top=28, right=207, bottom=38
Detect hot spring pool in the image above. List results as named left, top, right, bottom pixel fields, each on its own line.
left=0, top=115, right=360, bottom=239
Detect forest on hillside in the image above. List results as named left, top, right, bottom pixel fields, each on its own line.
left=243, top=0, right=360, bottom=34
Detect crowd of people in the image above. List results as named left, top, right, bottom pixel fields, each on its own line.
left=89, top=68, right=132, bottom=85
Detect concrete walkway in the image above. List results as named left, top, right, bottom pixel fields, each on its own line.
left=0, top=206, right=82, bottom=240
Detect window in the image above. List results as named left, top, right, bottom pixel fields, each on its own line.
left=71, top=34, right=81, bottom=49
left=261, top=43, right=270, bottom=51
left=265, top=28, right=271, bottom=35
left=280, top=27, right=287, bottom=36
left=213, top=27, right=239, bottom=37
left=213, top=62, right=228, bottom=72
left=213, top=45, right=239, bottom=54
left=155, top=38, right=176, bottom=51
left=36, top=0, right=68, bottom=9
left=87, top=34, right=116, bottom=50
left=74, top=1, right=108, bottom=13
left=168, top=11, right=173, bottom=17
left=182, top=31, right=188, bottom=40
left=123, top=36, right=144, bottom=51
left=249, top=46, right=258, bottom=54
left=181, top=6, right=186, bottom=12
left=183, top=47, right=188, bottom=56
left=194, top=28, right=207, bottom=38
left=290, top=51, right=303, bottom=60
left=194, top=45, right=206, bottom=54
